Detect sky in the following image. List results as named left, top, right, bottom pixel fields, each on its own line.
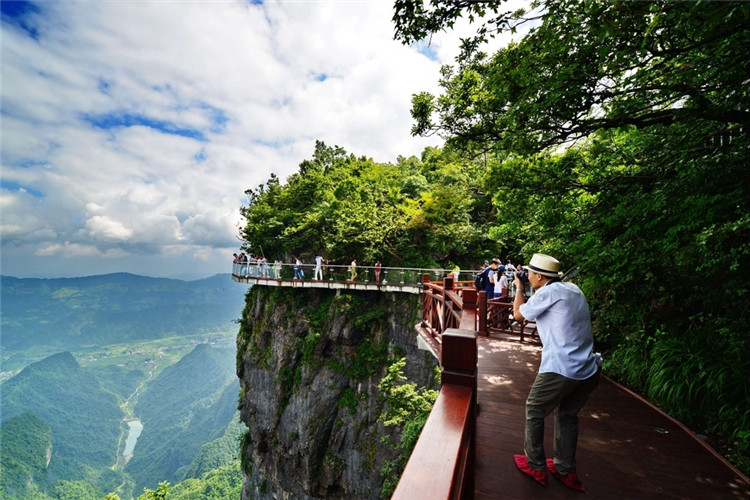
left=1, top=0, right=523, bottom=280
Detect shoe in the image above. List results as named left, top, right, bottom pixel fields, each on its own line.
left=546, top=458, right=585, bottom=492
left=514, top=455, right=547, bottom=486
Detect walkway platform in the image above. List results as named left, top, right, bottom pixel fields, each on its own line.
left=231, top=275, right=423, bottom=294
left=475, top=336, right=749, bottom=499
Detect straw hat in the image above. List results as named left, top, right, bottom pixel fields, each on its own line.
left=527, top=253, right=561, bottom=278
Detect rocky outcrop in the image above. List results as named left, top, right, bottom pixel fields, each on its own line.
left=236, top=287, right=438, bottom=499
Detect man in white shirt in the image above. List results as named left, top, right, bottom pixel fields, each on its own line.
left=314, top=254, right=324, bottom=281
left=511, top=253, right=600, bottom=492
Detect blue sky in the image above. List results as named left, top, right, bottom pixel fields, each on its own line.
left=1, top=0, right=522, bottom=279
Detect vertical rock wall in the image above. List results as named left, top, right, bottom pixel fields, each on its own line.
left=236, top=287, right=438, bottom=499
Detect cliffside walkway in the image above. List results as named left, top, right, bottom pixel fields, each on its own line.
left=396, top=278, right=750, bottom=499
left=473, top=336, right=749, bottom=499
left=231, top=262, right=474, bottom=295
left=232, top=267, right=749, bottom=498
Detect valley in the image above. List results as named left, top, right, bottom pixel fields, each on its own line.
left=0, top=273, right=246, bottom=499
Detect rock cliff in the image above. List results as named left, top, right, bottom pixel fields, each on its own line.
left=236, top=286, right=438, bottom=499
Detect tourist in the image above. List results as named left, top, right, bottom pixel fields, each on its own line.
left=511, top=253, right=600, bottom=492
left=375, top=261, right=382, bottom=284
left=274, top=259, right=282, bottom=280
left=349, top=259, right=357, bottom=282
left=294, top=257, right=304, bottom=280
left=493, top=265, right=507, bottom=298
left=314, top=253, right=324, bottom=281
left=483, top=258, right=500, bottom=299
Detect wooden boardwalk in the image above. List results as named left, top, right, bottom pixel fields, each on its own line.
left=474, top=336, right=750, bottom=499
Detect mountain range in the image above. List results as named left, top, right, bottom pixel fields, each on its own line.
left=1, top=273, right=246, bottom=372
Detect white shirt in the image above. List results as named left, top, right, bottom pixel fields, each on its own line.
left=493, top=271, right=507, bottom=293
left=315, top=256, right=323, bottom=266
left=519, top=281, right=597, bottom=380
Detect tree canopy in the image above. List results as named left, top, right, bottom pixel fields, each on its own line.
left=240, top=140, right=502, bottom=268
left=399, top=1, right=748, bottom=153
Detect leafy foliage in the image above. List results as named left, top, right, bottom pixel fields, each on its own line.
left=391, top=0, right=749, bottom=473
left=398, top=1, right=749, bottom=153
left=169, top=462, right=242, bottom=500
left=377, top=357, right=439, bottom=498
left=240, top=141, right=497, bottom=267
left=137, top=481, right=169, bottom=500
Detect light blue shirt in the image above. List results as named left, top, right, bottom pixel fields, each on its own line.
left=519, top=281, right=597, bottom=380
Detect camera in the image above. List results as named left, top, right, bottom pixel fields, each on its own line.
left=516, top=270, right=529, bottom=285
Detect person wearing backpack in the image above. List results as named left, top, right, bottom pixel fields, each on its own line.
left=477, top=258, right=501, bottom=300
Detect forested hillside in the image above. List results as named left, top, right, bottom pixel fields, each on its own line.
left=0, top=345, right=241, bottom=500
left=126, top=344, right=238, bottom=494
left=0, top=412, right=52, bottom=496
left=0, top=272, right=246, bottom=500
left=0, top=352, right=125, bottom=494
left=240, top=0, right=749, bottom=474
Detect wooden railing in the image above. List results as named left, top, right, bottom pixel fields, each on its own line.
left=420, top=275, right=479, bottom=354
left=393, top=277, right=478, bottom=499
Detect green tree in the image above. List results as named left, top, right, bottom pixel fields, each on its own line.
left=240, top=142, right=497, bottom=268
left=397, top=1, right=748, bottom=153
left=393, top=0, right=749, bottom=470
left=137, top=481, right=169, bottom=500
left=168, top=462, right=242, bottom=500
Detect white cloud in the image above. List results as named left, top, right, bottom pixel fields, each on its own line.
left=1, top=0, right=528, bottom=278
left=85, top=216, right=134, bottom=243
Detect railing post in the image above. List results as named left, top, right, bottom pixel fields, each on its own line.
left=441, top=328, right=477, bottom=499
left=477, top=291, right=487, bottom=337
left=444, top=275, right=454, bottom=291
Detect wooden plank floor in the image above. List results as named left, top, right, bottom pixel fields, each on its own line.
left=474, top=336, right=750, bottom=499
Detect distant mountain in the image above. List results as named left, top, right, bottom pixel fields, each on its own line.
left=0, top=273, right=246, bottom=353
left=0, top=352, right=124, bottom=492
left=0, top=412, right=52, bottom=497
left=126, top=343, right=238, bottom=493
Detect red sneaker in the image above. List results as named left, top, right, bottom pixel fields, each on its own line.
left=546, top=458, right=585, bottom=492
left=514, top=455, right=547, bottom=486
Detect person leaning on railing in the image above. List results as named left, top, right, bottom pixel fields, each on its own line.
left=511, top=253, right=600, bottom=493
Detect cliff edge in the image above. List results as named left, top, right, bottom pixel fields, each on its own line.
left=236, top=286, right=438, bottom=499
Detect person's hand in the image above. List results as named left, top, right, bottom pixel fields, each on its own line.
left=513, top=275, right=525, bottom=293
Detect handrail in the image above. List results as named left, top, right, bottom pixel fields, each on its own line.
left=391, top=384, right=474, bottom=500
left=392, top=326, right=477, bottom=500
left=392, top=278, right=478, bottom=499
left=232, top=261, right=483, bottom=286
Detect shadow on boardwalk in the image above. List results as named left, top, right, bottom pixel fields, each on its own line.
left=474, top=336, right=750, bottom=499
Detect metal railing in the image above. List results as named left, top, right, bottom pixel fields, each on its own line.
left=231, top=261, right=483, bottom=286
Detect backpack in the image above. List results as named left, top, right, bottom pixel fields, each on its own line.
left=474, top=270, right=487, bottom=290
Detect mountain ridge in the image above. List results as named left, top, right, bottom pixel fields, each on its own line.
left=1, top=273, right=246, bottom=362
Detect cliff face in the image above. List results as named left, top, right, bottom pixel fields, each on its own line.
left=236, top=286, right=438, bottom=499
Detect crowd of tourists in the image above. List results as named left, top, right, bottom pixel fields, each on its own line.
left=232, top=253, right=384, bottom=283
left=475, top=258, right=527, bottom=299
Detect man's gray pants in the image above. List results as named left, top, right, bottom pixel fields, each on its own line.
left=524, top=369, right=601, bottom=474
